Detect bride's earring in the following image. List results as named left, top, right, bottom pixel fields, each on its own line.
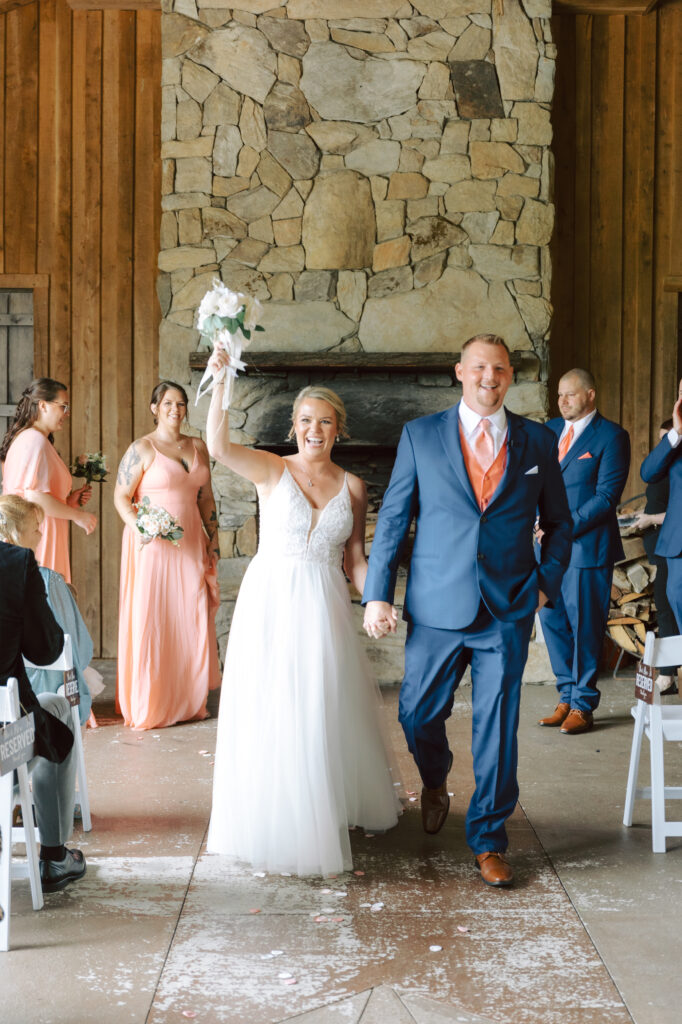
left=336, top=435, right=340, bottom=442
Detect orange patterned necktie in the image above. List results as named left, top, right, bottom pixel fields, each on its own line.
left=473, top=417, right=495, bottom=472
left=558, top=424, right=574, bottom=461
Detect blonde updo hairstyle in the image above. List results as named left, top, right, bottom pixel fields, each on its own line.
left=287, top=385, right=350, bottom=442
left=0, top=494, right=44, bottom=545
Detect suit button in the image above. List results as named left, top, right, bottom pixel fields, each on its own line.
left=477, top=553, right=485, bottom=561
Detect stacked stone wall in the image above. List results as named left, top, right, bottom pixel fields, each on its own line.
left=158, top=0, right=556, bottom=676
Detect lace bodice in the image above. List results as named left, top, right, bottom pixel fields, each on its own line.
left=257, top=465, right=353, bottom=566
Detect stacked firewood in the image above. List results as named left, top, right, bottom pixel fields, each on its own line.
left=608, top=497, right=654, bottom=656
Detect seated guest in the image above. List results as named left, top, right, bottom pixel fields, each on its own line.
left=634, top=420, right=678, bottom=694
left=0, top=503, right=86, bottom=892
left=0, top=496, right=94, bottom=725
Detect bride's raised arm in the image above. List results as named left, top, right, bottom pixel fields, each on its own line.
left=205, top=348, right=281, bottom=488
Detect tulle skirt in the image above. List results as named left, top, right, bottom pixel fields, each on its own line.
left=207, top=553, right=401, bottom=877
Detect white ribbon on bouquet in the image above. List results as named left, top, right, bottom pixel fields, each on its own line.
left=194, top=279, right=264, bottom=409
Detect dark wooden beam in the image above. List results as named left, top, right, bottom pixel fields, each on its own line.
left=188, top=349, right=540, bottom=380
left=0, top=1, right=37, bottom=16
left=554, top=1, right=651, bottom=13
left=67, top=1, right=160, bottom=10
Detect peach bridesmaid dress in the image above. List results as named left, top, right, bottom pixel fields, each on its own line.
left=2, top=426, right=73, bottom=581
left=117, top=440, right=220, bottom=730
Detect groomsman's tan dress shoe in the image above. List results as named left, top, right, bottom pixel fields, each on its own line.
left=560, top=708, right=594, bottom=734
left=475, top=852, right=513, bottom=887
left=538, top=702, right=570, bottom=726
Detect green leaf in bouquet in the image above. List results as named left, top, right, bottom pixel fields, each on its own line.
left=241, top=328, right=251, bottom=340
left=255, top=324, right=265, bottom=332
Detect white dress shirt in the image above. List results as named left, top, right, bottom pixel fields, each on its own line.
left=459, top=400, right=508, bottom=460
left=668, top=427, right=681, bottom=449
left=559, top=408, right=597, bottom=453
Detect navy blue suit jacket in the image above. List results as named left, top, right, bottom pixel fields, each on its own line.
left=545, top=413, right=630, bottom=568
left=641, top=434, right=682, bottom=557
left=363, top=403, right=573, bottom=630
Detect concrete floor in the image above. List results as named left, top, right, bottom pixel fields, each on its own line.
left=2, top=664, right=681, bottom=1024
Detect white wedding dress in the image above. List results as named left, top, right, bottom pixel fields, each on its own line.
left=207, top=464, right=401, bottom=876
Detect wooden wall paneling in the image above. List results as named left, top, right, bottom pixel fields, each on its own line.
left=4, top=1, right=38, bottom=274
left=621, top=12, right=656, bottom=491
left=572, top=15, right=594, bottom=379
left=71, top=10, right=103, bottom=649
left=588, top=14, right=625, bottom=424
left=38, top=0, right=72, bottom=385
left=651, top=3, right=680, bottom=435
left=132, top=10, right=161, bottom=439
left=548, top=15, right=577, bottom=409
left=100, top=9, right=135, bottom=656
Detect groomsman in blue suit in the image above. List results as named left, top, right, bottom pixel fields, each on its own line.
left=363, top=334, right=572, bottom=887
left=641, top=381, right=682, bottom=630
left=538, top=369, right=630, bottom=735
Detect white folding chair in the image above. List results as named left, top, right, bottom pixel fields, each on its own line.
left=0, top=677, right=44, bottom=952
left=24, top=634, right=92, bottom=832
left=623, top=631, right=682, bottom=852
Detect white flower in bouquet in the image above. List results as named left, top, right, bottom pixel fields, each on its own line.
left=194, top=278, right=265, bottom=409
left=134, top=496, right=183, bottom=548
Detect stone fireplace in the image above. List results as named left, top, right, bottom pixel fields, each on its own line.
left=158, top=0, right=556, bottom=681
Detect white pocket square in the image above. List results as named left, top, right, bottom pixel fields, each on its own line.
left=525, top=465, right=539, bottom=475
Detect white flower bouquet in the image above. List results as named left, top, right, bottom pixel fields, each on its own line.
left=134, top=496, right=183, bottom=547
left=195, top=278, right=264, bottom=408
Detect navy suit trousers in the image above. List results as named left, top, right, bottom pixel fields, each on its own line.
left=399, top=605, right=534, bottom=854
left=539, top=565, right=611, bottom=712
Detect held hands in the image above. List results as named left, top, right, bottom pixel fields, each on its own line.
left=363, top=600, right=398, bottom=640
left=535, top=589, right=549, bottom=613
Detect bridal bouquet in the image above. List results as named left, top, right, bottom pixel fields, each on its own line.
left=71, top=451, right=108, bottom=484
left=195, top=278, right=264, bottom=409
left=134, top=496, right=183, bottom=547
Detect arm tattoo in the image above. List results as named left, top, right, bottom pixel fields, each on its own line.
left=117, top=443, right=142, bottom=486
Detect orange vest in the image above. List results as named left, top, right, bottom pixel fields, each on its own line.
left=459, top=423, right=508, bottom=511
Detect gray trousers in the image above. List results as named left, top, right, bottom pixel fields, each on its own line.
left=25, top=693, right=76, bottom=847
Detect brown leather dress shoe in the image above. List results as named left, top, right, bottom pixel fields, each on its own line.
left=421, top=751, right=453, bottom=835
left=560, top=708, right=594, bottom=734
left=475, top=851, right=513, bottom=887
left=538, top=702, right=570, bottom=727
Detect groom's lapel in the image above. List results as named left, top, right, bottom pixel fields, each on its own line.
left=437, top=403, right=480, bottom=512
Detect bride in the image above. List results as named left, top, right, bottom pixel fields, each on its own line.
left=205, top=349, right=401, bottom=876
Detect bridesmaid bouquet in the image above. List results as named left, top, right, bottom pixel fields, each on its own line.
left=71, top=451, right=108, bottom=484
left=134, top=496, right=184, bottom=547
left=195, top=278, right=264, bottom=409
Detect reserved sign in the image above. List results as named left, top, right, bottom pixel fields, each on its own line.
left=0, top=712, right=35, bottom=775
left=64, top=668, right=79, bottom=708
left=635, top=662, right=654, bottom=705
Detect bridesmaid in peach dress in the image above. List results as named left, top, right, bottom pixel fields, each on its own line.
left=114, top=381, right=221, bottom=730
left=1, top=378, right=97, bottom=582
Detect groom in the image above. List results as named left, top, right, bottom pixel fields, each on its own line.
left=363, top=334, right=572, bottom=887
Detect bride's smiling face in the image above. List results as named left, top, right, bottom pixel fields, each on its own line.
left=293, top=399, right=337, bottom=459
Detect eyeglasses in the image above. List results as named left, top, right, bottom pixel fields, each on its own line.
left=48, top=401, right=70, bottom=413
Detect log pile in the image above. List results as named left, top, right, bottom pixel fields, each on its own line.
left=608, top=500, right=655, bottom=656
